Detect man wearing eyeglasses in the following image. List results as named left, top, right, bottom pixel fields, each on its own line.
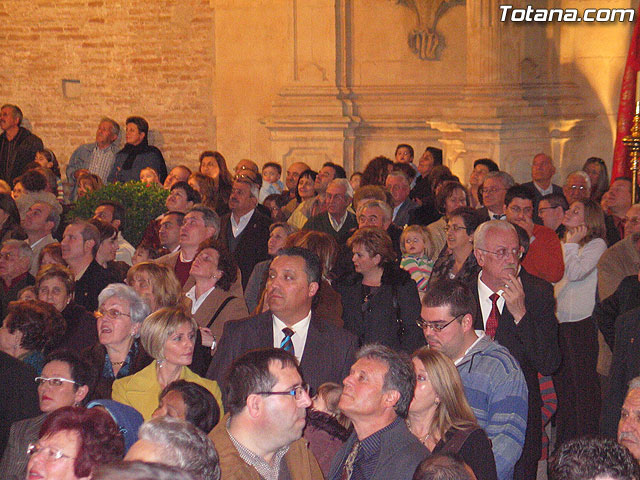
left=504, top=185, right=564, bottom=284
left=472, top=220, right=560, bottom=480
left=420, top=278, right=527, bottom=480
left=209, top=348, right=324, bottom=480
left=477, top=171, right=515, bottom=222
left=522, top=153, right=564, bottom=224
left=538, top=193, right=569, bottom=238
left=562, top=171, right=591, bottom=206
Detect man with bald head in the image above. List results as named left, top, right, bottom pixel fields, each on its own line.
left=521, top=153, right=563, bottom=224
left=234, top=159, right=259, bottom=176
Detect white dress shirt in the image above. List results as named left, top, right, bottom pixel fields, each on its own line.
left=328, top=211, right=348, bottom=232
left=272, top=310, right=312, bottom=362
left=185, top=284, right=216, bottom=315
left=231, top=209, right=255, bottom=237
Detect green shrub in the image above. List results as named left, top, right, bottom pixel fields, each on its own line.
left=66, top=181, right=168, bottom=247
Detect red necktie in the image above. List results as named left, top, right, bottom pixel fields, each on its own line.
left=486, top=293, right=500, bottom=339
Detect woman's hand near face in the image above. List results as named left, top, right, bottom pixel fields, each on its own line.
left=566, top=225, right=588, bottom=244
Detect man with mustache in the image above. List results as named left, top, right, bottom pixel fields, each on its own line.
left=207, top=247, right=356, bottom=395
left=472, top=220, right=561, bottom=480
left=209, top=348, right=324, bottom=480
left=618, top=377, right=640, bottom=462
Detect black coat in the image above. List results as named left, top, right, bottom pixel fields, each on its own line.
left=82, top=341, right=152, bottom=401
left=47, top=303, right=98, bottom=354
left=594, top=274, right=640, bottom=350
left=334, top=265, right=426, bottom=353
left=0, top=351, right=39, bottom=456
left=472, top=268, right=561, bottom=477
left=219, top=210, right=272, bottom=290
left=74, top=260, right=116, bottom=313
left=0, top=127, right=44, bottom=183
left=602, top=306, right=640, bottom=436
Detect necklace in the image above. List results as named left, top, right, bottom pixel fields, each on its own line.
left=111, top=360, right=125, bottom=366
left=406, top=419, right=431, bottom=445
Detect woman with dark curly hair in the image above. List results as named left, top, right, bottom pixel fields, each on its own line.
left=199, top=150, right=233, bottom=213
left=334, top=227, right=425, bottom=352
left=187, top=238, right=248, bottom=372
left=0, top=300, right=65, bottom=374
left=25, top=406, right=124, bottom=480
left=360, top=156, right=394, bottom=187
left=429, top=206, right=482, bottom=288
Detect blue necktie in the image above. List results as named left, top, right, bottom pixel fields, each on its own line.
left=280, top=328, right=295, bottom=356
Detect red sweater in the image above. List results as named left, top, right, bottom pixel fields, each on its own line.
left=522, top=224, right=564, bottom=283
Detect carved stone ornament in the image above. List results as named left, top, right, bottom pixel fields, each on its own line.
left=396, top=0, right=463, bottom=60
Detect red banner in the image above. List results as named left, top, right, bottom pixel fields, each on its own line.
left=612, top=9, right=640, bottom=183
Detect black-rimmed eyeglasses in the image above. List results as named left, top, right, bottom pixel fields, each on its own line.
left=256, top=383, right=310, bottom=400
left=416, top=313, right=465, bottom=332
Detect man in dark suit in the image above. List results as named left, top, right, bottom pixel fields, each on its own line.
left=385, top=171, right=417, bottom=228
left=0, top=351, right=38, bottom=457
left=472, top=220, right=561, bottom=479
left=61, top=220, right=115, bottom=312
left=207, top=247, right=357, bottom=395
left=476, top=171, right=515, bottom=222
left=219, top=176, right=271, bottom=289
left=602, top=306, right=640, bottom=437
left=304, top=179, right=357, bottom=245
left=521, top=153, right=564, bottom=225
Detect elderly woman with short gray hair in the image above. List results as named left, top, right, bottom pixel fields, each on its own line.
left=82, top=283, right=152, bottom=400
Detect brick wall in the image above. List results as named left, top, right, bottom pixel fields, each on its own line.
left=0, top=0, right=216, bottom=176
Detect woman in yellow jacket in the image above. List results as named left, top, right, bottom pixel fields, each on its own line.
left=112, top=306, right=223, bottom=421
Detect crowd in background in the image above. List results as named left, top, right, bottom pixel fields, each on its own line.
left=1, top=104, right=640, bottom=480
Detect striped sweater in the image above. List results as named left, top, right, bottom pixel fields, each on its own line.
left=456, top=334, right=529, bottom=480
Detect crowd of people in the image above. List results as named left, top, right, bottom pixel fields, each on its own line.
left=1, top=103, right=640, bottom=479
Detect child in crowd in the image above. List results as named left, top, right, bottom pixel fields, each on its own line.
left=400, top=225, right=435, bottom=299
left=259, top=162, right=284, bottom=203
left=139, top=167, right=162, bottom=186
left=304, top=382, right=351, bottom=476
left=132, top=241, right=164, bottom=265
left=263, top=193, right=289, bottom=222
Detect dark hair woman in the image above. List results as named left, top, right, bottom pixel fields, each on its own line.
left=198, top=150, right=233, bottom=214
left=429, top=207, right=483, bottom=287
left=334, top=227, right=425, bottom=352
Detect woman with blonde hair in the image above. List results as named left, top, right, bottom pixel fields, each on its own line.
left=112, top=306, right=223, bottom=420
left=408, top=347, right=496, bottom=480
left=127, top=261, right=186, bottom=313
left=334, top=227, right=424, bottom=352
left=554, top=198, right=607, bottom=444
